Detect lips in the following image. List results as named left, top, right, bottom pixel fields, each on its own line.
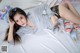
left=22, top=23, right=25, bottom=25
left=21, top=23, right=27, bottom=27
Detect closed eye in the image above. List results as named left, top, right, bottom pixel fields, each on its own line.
left=20, top=17, right=23, bottom=19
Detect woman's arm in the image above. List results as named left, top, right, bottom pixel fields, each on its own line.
left=7, top=17, right=15, bottom=42
left=8, top=26, right=14, bottom=42
left=50, top=16, right=58, bottom=27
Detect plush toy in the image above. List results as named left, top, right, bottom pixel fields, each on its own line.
left=0, top=5, right=12, bottom=22
left=0, top=9, right=6, bottom=20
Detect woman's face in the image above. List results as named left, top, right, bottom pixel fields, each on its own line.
left=14, top=13, right=27, bottom=27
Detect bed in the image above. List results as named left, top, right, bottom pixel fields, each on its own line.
left=0, top=0, right=80, bottom=53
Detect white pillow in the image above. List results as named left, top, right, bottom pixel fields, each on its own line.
left=10, top=0, right=43, bottom=9
left=10, top=0, right=60, bottom=12
left=47, top=0, right=58, bottom=7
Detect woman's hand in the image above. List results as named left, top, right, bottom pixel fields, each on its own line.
left=51, top=16, right=58, bottom=27
left=7, top=17, right=15, bottom=42
left=8, top=17, right=15, bottom=27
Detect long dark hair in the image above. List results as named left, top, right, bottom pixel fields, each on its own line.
left=4, top=7, right=28, bottom=44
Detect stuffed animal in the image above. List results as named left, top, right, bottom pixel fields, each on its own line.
left=0, top=5, right=12, bottom=22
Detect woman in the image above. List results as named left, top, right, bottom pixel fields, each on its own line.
left=4, top=1, right=80, bottom=53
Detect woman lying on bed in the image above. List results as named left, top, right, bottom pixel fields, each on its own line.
left=3, top=1, right=80, bottom=53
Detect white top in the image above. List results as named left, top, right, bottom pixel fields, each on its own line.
left=16, top=4, right=54, bottom=36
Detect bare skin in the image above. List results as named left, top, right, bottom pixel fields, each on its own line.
left=64, top=1, right=80, bottom=17
left=51, top=1, right=80, bottom=25
left=7, top=17, right=15, bottom=42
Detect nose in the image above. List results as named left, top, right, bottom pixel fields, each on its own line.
left=19, top=20, right=23, bottom=25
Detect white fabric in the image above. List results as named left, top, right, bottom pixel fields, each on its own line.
left=20, top=29, right=79, bottom=53
left=0, top=20, right=9, bottom=34
left=10, top=0, right=43, bottom=9
left=10, top=0, right=59, bottom=12
left=16, top=4, right=80, bottom=53
left=0, top=0, right=62, bottom=13
left=0, top=0, right=10, bottom=10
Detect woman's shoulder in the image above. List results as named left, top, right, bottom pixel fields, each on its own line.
left=16, top=26, right=37, bottom=36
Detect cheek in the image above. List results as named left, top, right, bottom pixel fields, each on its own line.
left=23, top=18, right=27, bottom=22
